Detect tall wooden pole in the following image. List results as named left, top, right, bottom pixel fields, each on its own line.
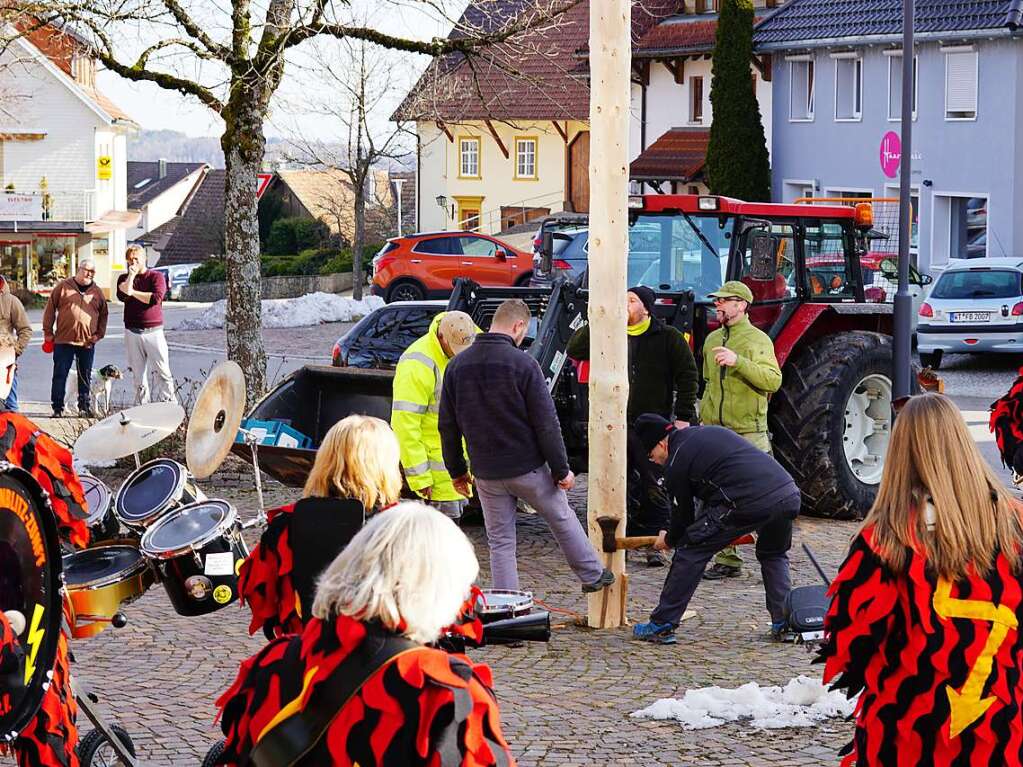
left=586, top=0, right=630, bottom=628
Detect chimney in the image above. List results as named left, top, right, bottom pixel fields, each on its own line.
left=158, top=159, right=167, bottom=179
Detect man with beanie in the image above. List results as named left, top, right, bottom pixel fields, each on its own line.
left=699, top=280, right=782, bottom=580
left=566, top=286, right=698, bottom=566
left=439, top=299, right=612, bottom=594
left=630, top=414, right=799, bottom=645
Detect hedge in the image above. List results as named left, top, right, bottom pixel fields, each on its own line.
left=189, top=244, right=384, bottom=285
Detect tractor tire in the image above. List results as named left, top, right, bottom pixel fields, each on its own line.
left=770, top=331, right=913, bottom=521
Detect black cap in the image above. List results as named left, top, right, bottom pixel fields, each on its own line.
left=627, top=285, right=656, bottom=315
left=635, top=413, right=674, bottom=452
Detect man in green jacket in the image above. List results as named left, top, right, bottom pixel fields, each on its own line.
left=700, top=280, right=782, bottom=579
left=566, top=286, right=699, bottom=566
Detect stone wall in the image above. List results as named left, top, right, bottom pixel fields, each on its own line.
left=179, top=271, right=354, bottom=303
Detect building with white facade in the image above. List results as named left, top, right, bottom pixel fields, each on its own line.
left=0, top=23, right=138, bottom=295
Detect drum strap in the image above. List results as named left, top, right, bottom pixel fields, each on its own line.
left=247, top=633, right=419, bottom=767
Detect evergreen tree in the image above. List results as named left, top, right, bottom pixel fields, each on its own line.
left=705, top=0, right=771, bottom=201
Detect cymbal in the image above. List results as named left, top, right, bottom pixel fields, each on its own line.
left=74, top=402, right=185, bottom=462
left=186, top=361, right=246, bottom=479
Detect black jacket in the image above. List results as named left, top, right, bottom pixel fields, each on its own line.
left=565, top=318, right=699, bottom=422
left=662, top=425, right=799, bottom=546
left=287, top=497, right=366, bottom=619
left=439, top=333, right=571, bottom=481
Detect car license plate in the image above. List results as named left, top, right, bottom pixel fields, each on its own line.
left=950, top=312, right=990, bottom=323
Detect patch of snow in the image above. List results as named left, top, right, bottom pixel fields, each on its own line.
left=74, top=457, right=115, bottom=471
left=178, top=293, right=385, bottom=330
left=630, top=675, right=856, bottom=731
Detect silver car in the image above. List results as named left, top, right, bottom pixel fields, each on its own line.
left=917, top=258, right=1023, bottom=369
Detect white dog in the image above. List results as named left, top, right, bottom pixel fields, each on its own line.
left=65, top=364, right=123, bottom=417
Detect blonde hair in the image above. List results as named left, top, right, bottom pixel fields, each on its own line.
left=302, top=415, right=402, bottom=511
left=864, top=393, right=1023, bottom=579
left=312, top=502, right=479, bottom=643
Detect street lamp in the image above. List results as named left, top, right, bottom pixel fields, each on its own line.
left=435, top=195, right=447, bottom=210
left=893, top=0, right=914, bottom=398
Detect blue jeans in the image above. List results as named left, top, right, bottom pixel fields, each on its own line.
left=3, top=369, right=18, bottom=411
left=51, top=344, right=95, bottom=413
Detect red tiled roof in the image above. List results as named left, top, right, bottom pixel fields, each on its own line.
left=396, top=0, right=685, bottom=122
left=629, top=128, right=710, bottom=182
left=634, top=18, right=719, bottom=56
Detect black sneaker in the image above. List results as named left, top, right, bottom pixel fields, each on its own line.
left=702, top=563, right=741, bottom=580
left=582, top=568, right=615, bottom=593
left=51, top=408, right=64, bottom=418
left=78, top=407, right=95, bottom=418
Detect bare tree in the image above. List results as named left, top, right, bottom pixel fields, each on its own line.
left=284, top=35, right=412, bottom=300
left=3, top=0, right=582, bottom=399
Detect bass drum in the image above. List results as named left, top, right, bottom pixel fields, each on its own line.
left=140, top=500, right=248, bottom=617
left=0, top=464, right=63, bottom=745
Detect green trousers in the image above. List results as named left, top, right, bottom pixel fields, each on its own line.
left=712, top=431, right=772, bottom=568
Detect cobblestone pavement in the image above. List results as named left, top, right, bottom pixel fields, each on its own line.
left=45, top=467, right=857, bottom=767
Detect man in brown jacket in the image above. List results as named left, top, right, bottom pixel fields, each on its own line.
left=0, top=275, right=32, bottom=411
left=42, top=257, right=108, bottom=417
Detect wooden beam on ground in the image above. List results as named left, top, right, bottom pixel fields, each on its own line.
left=484, top=120, right=509, bottom=158
left=552, top=120, right=568, bottom=143
left=436, top=120, right=454, bottom=142
left=586, top=0, right=630, bottom=630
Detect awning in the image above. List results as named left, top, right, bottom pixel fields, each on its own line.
left=85, top=209, right=142, bottom=233
left=629, top=128, right=710, bottom=184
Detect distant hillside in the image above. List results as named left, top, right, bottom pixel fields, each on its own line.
left=127, top=130, right=295, bottom=167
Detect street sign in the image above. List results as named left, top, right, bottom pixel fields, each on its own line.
left=0, top=193, right=42, bottom=221
left=880, top=131, right=901, bottom=179
left=256, top=173, right=273, bottom=200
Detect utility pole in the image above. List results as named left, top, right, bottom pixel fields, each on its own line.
left=893, top=0, right=914, bottom=398
left=586, top=0, right=630, bottom=628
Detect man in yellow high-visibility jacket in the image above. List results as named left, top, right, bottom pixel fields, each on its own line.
left=391, top=311, right=477, bottom=518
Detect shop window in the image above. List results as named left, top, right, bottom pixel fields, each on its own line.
left=947, top=196, right=987, bottom=259
left=789, top=59, right=814, bottom=121
left=834, top=56, right=862, bottom=120
left=33, top=237, right=75, bottom=291
left=0, top=243, right=29, bottom=291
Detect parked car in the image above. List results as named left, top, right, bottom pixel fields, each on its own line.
left=916, top=258, right=1023, bottom=369
left=532, top=225, right=678, bottom=288
left=370, top=232, right=531, bottom=303
left=154, top=262, right=201, bottom=300
left=331, top=300, right=446, bottom=368
left=528, top=213, right=588, bottom=287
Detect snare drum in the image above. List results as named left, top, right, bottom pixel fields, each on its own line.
left=114, top=458, right=205, bottom=531
left=63, top=545, right=155, bottom=638
left=139, top=500, right=248, bottom=617
left=474, top=589, right=534, bottom=623
left=76, top=473, right=120, bottom=543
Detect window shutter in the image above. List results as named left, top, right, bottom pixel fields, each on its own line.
left=946, top=52, right=977, bottom=115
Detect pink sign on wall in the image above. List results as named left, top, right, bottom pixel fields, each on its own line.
left=880, top=131, right=901, bottom=178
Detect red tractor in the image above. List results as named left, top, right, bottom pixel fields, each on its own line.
left=532, top=194, right=903, bottom=520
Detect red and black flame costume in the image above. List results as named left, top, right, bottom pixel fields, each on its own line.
left=0, top=412, right=88, bottom=767
left=991, top=367, right=1023, bottom=475
left=215, top=610, right=511, bottom=766
left=238, top=503, right=303, bottom=637
left=819, top=525, right=1023, bottom=766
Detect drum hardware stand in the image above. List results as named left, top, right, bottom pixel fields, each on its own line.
left=64, top=620, right=140, bottom=767
left=237, top=427, right=267, bottom=528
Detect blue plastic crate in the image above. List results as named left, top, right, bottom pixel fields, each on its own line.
left=236, top=418, right=313, bottom=449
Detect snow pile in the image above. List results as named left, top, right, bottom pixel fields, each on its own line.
left=631, top=675, right=855, bottom=731
left=178, top=293, right=385, bottom=330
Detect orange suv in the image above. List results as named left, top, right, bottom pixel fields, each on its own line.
left=371, top=231, right=532, bottom=302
